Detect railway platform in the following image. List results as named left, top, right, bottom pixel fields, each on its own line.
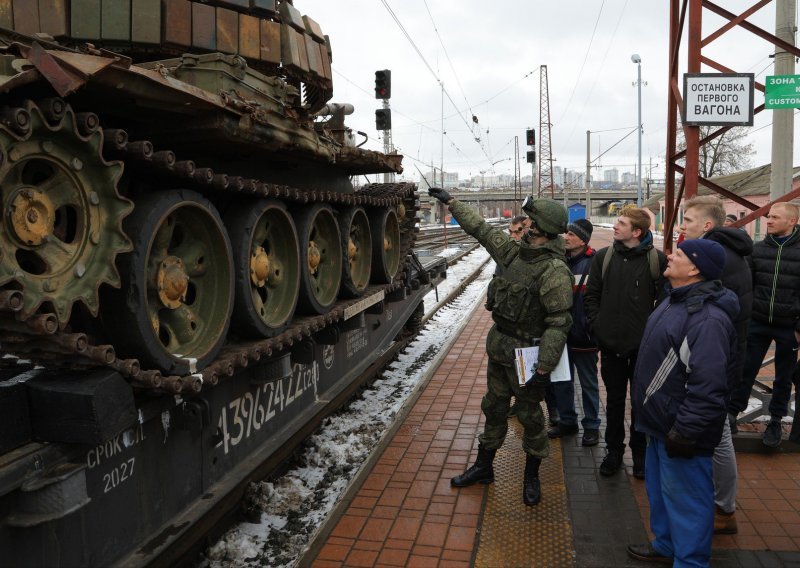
left=303, top=248, right=800, bottom=567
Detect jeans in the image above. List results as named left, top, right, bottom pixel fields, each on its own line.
left=713, top=418, right=737, bottom=513
left=600, top=351, right=646, bottom=456
left=551, top=349, right=601, bottom=430
left=646, top=438, right=714, bottom=568
left=728, top=320, right=798, bottom=417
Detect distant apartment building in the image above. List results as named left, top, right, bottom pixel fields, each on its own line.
left=603, top=168, right=619, bottom=183
left=564, top=170, right=584, bottom=187
left=420, top=170, right=458, bottom=189
left=553, top=166, right=564, bottom=188
left=622, top=171, right=636, bottom=186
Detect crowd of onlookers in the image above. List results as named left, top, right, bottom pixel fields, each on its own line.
left=428, top=186, right=799, bottom=568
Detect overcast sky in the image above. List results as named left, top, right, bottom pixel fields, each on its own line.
left=304, top=0, right=799, bottom=184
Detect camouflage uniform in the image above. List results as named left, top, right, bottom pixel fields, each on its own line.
left=450, top=200, right=573, bottom=457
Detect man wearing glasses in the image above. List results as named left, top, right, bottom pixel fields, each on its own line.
left=495, top=215, right=530, bottom=277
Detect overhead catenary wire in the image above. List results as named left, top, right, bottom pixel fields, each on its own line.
left=378, top=0, right=494, bottom=165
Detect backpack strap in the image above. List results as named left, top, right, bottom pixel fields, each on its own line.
left=647, top=247, right=660, bottom=281
left=602, top=244, right=660, bottom=282
left=601, top=245, right=614, bottom=280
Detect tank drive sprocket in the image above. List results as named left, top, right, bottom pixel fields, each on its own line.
left=0, top=100, right=133, bottom=326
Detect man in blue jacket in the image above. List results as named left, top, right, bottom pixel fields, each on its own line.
left=627, top=239, right=738, bottom=567
left=547, top=219, right=601, bottom=446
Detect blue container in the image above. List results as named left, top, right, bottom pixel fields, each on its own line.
left=568, top=203, right=586, bottom=223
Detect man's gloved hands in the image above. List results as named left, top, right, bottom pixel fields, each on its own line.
left=526, top=370, right=551, bottom=390
left=665, top=428, right=696, bottom=459
left=428, top=187, right=452, bottom=204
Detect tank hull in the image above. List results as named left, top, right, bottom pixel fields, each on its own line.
left=0, top=254, right=446, bottom=567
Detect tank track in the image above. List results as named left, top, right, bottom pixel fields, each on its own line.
left=0, top=114, right=420, bottom=394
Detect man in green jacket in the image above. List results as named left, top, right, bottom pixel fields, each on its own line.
left=429, top=188, right=573, bottom=506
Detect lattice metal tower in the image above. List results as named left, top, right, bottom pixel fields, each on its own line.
left=538, top=65, right=554, bottom=197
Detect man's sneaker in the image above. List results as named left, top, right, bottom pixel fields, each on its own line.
left=582, top=429, right=600, bottom=446
left=714, top=506, right=738, bottom=535
left=763, top=419, right=783, bottom=448
left=599, top=451, right=623, bottom=476
left=547, top=423, right=579, bottom=439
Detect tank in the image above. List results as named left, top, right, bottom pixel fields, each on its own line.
left=0, top=0, right=417, bottom=388
left=0, top=2, right=449, bottom=566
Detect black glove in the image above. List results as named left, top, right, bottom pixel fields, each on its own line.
left=665, top=428, right=696, bottom=459
left=428, top=187, right=452, bottom=204
left=526, top=370, right=550, bottom=389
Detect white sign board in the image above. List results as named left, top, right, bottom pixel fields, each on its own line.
left=683, top=73, right=754, bottom=126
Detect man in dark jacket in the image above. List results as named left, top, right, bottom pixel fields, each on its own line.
left=547, top=219, right=601, bottom=446
left=729, top=202, right=800, bottom=448
left=429, top=188, right=573, bottom=506
left=680, top=195, right=753, bottom=535
left=584, top=207, right=667, bottom=478
left=627, top=239, right=738, bottom=567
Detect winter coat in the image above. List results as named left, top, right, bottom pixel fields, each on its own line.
left=749, top=226, right=800, bottom=331
left=703, top=227, right=753, bottom=387
left=584, top=232, right=667, bottom=356
left=633, top=280, right=739, bottom=456
left=449, top=200, right=573, bottom=371
left=566, top=246, right=597, bottom=350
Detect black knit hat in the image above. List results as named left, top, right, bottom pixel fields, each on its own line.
left=567, top=219, right=593, bottom=244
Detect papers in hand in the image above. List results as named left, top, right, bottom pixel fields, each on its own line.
left=514, top=345, right=571, bottom=386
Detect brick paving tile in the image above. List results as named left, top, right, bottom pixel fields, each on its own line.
left=406, top=554, right=440, bottom=567
left=408, top=480, right=437, bottom=499
left=427, top=501, right=455, bottom=517
left=388, top=516, right=422, bottom=541
left=344, top=548, right=379, bottom=567
left=449, top=513, right=479, bottom=529
left=441, top=547, right=473, bottom=562
left=391, top=471, right=417, bottom=484
left=326, top=536, right=354, bottom=547
left=763, top=536, right=797, bottom=551
left=445, top=525, right=477, bottom=551
left=361, top=473, right=391, bottom=492
left=415, top=522, right=449, bottom=547
left=410, top=544, right=442, bottom=558
left=330, top=515, right=366, bottom=539
left=384, top=538, right=414, bottom=551
left=359, top=517, right=394, bottom=542
left=732, top=534, right=768, bottom=549
left=353, top=540, right=384, bottom=552
left=377, top=487, right=407, bottom=507
left=403, top=496, right=430, bottom=511
left=376, top=547, right=411, bottom=567
left=349, top=495, right=377, bottom=510
left=316, top=544, right=350, bottom=562
left=371, top=505, right=400, bottom=520
left=311, top=560, right=341, bottom=568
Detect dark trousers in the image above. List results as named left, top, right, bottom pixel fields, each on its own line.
left=600, top=351, right=646, bottom=456
left=728, top=320, right=799, bottom=418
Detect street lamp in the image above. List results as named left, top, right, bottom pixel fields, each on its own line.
left=631, top=53, right=643, bottom=207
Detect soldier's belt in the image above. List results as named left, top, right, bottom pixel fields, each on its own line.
left=496, top=326, right=540, bottom=345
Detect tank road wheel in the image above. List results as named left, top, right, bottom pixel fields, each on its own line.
left=369, top=207, right=401, bottom=283
left=0, top=101, right=132, bottom=325
left=338, top=207, right=372, bottom=298
left=108, top=190, right=233, bottom=375
left=225, top=199, right=300, bottom=338
left=294, top=203, right=342, bottom=314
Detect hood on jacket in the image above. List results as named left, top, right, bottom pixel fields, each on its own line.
left=612, top=230, right=654, bottom=253
left=704, top=227, right=753, bottom=256
left=666, top=280, right=740, bottom=321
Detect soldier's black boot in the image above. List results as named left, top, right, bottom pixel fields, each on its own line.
left=451, top=446, right=496, bottom=487
left=523, top=455, right=542, bottom=506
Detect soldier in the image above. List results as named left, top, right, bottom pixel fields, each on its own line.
left=429, top=188, right=573, bottom=506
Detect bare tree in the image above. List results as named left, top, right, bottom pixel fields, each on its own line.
left=677, top=125, right=755, bottom=177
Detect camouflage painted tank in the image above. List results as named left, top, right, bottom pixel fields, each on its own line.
left=0, top=0, right=417, bottom=392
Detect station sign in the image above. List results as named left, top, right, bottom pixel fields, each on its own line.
left=683, top=73, right=754, bottom=126
left=765, top=75, right=800, bottom=109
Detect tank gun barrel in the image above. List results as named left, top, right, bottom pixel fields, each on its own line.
left=314, top=103, right=355, bottom=117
